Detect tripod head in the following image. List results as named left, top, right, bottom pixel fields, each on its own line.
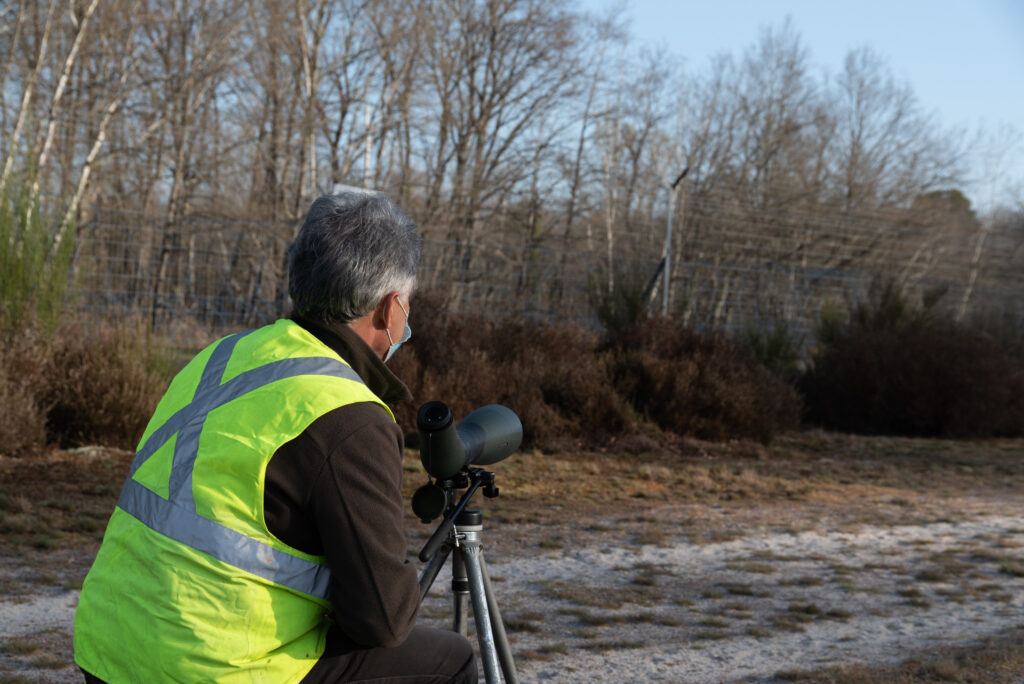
left=414, top=467, right=501, bottom=561
left=412, top=467, right=496, bottom=520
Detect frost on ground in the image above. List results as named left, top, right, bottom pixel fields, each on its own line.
left=1, top=592, right=80, bottom=639
left=418, top=510, right=1024, bottom=683
left=4, top=510, right=1024, bottom=683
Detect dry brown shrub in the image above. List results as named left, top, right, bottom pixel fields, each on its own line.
left=607, top=318, right=801, bottom=444
left=42, top=316, right=172, bottom=449
left=0, top=326, right=51, bottom=452
left=387, top=291, right=495, bottom=422
left=802, top=281, right=1024, bottom=438
left=393, top=293, right=796, bottom=451
left=486, top=319, right=635, bottom=451
left=802, top=325, right=1024, bottom=437
left=391, top=293, right=636, bottom=452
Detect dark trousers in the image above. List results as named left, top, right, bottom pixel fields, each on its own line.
left=303, top=625, right=477, bottom=684
left=82, top=625, right=476, bottom=684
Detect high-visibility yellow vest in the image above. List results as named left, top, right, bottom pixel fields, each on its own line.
left=74, top=319, right=392, bottom=683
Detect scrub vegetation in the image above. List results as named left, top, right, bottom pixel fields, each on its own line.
left=0, top=317, right=173, bottom=453
left=2, top=188, right=1021, bottom=456
left=801, top=280, right=1024, bottom=438
left=8, top=281, right=1021, bottom=460
left=394, top=282, right=1024, bottom=451
left=390, top=291, right=802, bottom=449
left=0, top=181, right=174, bottom=455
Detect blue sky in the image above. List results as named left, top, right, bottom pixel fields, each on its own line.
left=580, top=0, right=1024, bottom=209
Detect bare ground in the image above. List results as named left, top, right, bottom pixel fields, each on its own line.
left=2, top=434, right=1023, bottom=682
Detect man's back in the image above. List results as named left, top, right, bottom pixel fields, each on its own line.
left=74, top=320, right=393, bottom=682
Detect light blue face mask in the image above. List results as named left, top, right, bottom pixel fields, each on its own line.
left=384, top=299, right=411, bottom=362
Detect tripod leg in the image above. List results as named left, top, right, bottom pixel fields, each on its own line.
left=462, top=543, right=501, bottom=684
left=479, top=553, right=519, bottom=684
left=451, top=549, right=470, bottom=636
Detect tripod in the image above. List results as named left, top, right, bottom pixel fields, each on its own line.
left=417, top=469, right=519, bottom=684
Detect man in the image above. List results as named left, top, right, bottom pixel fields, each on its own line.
left=74, top=190, right=476, bottom=683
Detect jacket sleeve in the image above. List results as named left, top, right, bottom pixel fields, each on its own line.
left=306, top=403, right=420, bottom=648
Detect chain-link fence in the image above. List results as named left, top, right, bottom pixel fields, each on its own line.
left=70, top=198, right=1024, bottom=349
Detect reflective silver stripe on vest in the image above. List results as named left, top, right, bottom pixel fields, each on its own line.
left=118, top=330, right=366, bottom=599
left=117, top=478, right=332, bottom=598
left=166, top=330, right=245, bottom=510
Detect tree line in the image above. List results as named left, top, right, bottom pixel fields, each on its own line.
left=1, top=0, right=1021, bottom=323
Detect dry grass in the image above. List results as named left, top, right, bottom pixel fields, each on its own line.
left=401, top=432, right=1024, bottom=541
left=774, top=626, right=1024, bottom=683
left=0, top=447, right=131, bottom=597
left=0, top=628, right=74, bottom=683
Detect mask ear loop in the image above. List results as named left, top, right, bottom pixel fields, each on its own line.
left=385, top=298, right=410, bottom=362
left=384, top=296, right=407, bottom=347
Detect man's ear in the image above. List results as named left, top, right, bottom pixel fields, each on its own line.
left=372, top=291, right=400, bottom=331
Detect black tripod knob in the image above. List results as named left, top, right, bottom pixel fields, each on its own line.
left=455, top=509, right=483, bottom=526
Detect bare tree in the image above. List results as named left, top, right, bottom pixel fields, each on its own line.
left=729, top=20, right=821, bottom=205
left=55, top=0, right=147, bottom=249
left=417, top=0, right=582, bottom=232
left=364, top=0, right=422, bottom=196
left=242, top=0, right=303, bottom=219
left=827, top=46, right=962, bottom=208
left=141, top=0, right=245, bottom=322
left=587, top=47, right=680, bottom=292
left=561, top=5, right=627, bottom=241
left=294, top=0, right=333, bottom=209
left=0, top=0, right=28, bottom=145
left=29, top=0, right=100, bottom=202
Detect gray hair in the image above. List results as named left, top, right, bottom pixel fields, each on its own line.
left=288, top=190, right=421, bottom=324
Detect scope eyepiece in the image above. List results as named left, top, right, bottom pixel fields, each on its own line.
left=418, top=401, right=454, bottom=431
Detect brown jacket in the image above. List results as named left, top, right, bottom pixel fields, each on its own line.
left=264, top=316, right=419, bottom=649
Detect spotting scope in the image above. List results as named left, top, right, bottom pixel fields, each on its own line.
left=416, top=401, right=523, bottom=480
left=412, top=401, right=523, bottom=556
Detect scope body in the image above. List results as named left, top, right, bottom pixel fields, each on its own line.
left=416, top=401, right=522, bottom=480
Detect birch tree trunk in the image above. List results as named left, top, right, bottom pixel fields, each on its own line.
left=31, top=0, right=101, bottom=197
left=0, top=0, right=57, bottom=195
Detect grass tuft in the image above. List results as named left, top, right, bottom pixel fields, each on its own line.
left=2, top=638, right=38, bottom=656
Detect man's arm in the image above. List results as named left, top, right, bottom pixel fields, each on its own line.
left=265, top=403, right=420, bottom=648
left=313, top=408, right=420, bottom=647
